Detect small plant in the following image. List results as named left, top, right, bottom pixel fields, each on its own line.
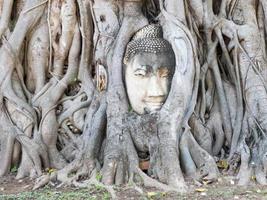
left=103, top=192, right=111, bottom=200
left=128, top=105, right=133, bottom=112
left=10, top=165, right=18, bottom=173
left=94, top=184, right=104, bottom=191
left=96, top=172, right=102, bottom=182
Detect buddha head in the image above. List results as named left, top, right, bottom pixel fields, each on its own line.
left=124, top=24, right=175, bottom=114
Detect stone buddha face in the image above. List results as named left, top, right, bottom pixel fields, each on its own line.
left=124, top=24, right=175, bottom=114
left=125, top=51, right=175, bottom=114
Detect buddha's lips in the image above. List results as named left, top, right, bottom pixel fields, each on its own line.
left=144, top=101, right=164, bottom=107
left=144, top=97, right=165, bottom=106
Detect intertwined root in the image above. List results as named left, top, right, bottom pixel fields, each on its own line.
left=180, top=131, right=219, bottom=182
left=236, top=138, right=267, bottom=186
left=2, top=0, right=267, bottom=197
left=122, top=112, right=219, bottom=193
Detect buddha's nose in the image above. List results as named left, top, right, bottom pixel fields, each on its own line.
left=147, top=76, right=165, bottom=97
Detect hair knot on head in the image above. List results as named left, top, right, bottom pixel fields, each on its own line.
left=124, top=24, right=173, bottom=64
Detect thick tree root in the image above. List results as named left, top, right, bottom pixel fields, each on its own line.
left=33, top=159, right=118, bottom=199
left=33, top=156, right=96, bottom=189
left=33, top=93, right=107, bottom=190
left=180, top=131, right=219, bottom=182
left=135, top=168, right=186, bottom=193
left=125, top=112, right=218, bottom=192
left=2, top=0, right=267, bottom=195
left=237, top=141, right=267, bottom=185
left=72, top=169, right=117, bottom=199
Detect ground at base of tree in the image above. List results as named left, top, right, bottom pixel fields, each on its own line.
left=0, top=174, right=267, bottom=200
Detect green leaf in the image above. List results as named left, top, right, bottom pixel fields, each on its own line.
left=96, top=172, right=102, bottom=182
left=11, top=166, right=18, bottom=173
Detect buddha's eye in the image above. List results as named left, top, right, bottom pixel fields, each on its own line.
left=159, top=68, right=170, bottom=78
left=134, top=69, right=147, bottom=77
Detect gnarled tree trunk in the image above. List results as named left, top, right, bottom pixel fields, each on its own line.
left=1, top=0, right=267, bottom=196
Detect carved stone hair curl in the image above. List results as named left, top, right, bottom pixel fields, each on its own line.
left=123, top=24, right=173, bottom=64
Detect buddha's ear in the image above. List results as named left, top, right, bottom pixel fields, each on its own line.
left=96, top=63, right=108, bottom=92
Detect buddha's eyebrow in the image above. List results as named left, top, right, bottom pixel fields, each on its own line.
left=140, top=65, right=153, bottom=70
left=134, top=65, right=150, bottom=71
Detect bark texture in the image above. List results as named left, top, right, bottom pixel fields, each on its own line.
left=1, top=0, right=267, bottom=196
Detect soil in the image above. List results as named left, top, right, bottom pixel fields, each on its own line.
left=1, top=173, right=267, bottom=199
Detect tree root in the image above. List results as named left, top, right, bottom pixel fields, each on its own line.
left=0, top=134, right=15, bottom=176
left=33, top=157, right=119, bottom=198
left=190, top=114, right=213, bottom=154
left=0, top=0, right=14, bottom=38
left=180, top=131, right=219, bottom=182
left=33, top=155, right=96, bottom=189
left=72, top=170, right=117, bottom=199
left=34, top=168, right=117, bottom=199
left=2, top=0, right=267, bottom=197
left=136, top=168, right=186, bottom=193
left=237, top=141, right=267, bottom=185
